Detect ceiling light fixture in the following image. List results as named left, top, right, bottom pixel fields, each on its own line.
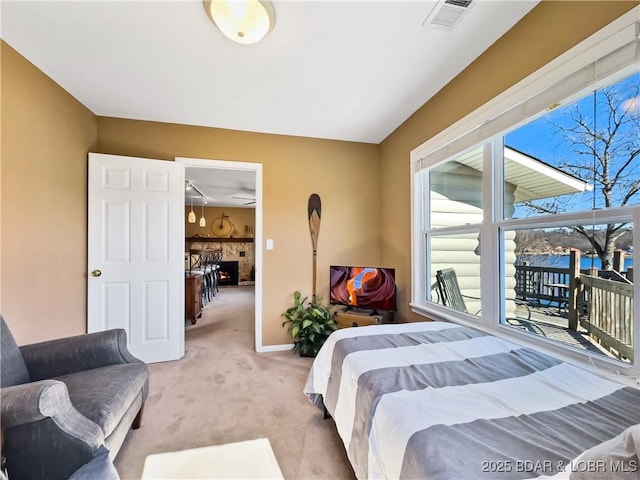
left=188, top=192, right=196, bottom=224
left=204, top=0, right=275, bottom=45
left=199, top=200, right=207, bottom=227
left=186, top=180, right=208, bottom=225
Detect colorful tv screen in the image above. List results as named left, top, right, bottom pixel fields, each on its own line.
left=329, top=265, right=396, bottom=312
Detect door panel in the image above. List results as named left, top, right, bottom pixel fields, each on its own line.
left=144, top=203, right=169, bottom=260
left=144, top=281, right=169, bottom=340
left=105, top=201, right=131, bottom=261
left=88, top=153, right=185, bottom=363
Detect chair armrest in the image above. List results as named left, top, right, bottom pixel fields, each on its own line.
left=1, top=381, right=105, bottom=480
left=1, top=380, right=104, bottom=441
left=20, top=329, right=143, bottom=381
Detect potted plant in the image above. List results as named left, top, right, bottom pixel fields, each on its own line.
left=281, top=291, right=337, bottom=357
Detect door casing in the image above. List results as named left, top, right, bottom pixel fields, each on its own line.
left=176, top=157, right=272, bottom=352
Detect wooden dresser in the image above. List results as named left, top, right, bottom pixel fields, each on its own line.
left=185, top=273, right=203, bottom=325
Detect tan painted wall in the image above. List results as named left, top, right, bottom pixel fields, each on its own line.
left=3, top=1, right=635, bottom=346
left=97, top=118, right=381, bottom=345
left=379, top=1, right=639, bottom=323
left=1, top=41, right=98, bottom=344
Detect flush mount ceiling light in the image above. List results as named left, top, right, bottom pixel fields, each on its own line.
left=204, top=0, right=275, bottom=45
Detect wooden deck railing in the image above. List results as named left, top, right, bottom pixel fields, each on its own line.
left=579, top=274, right=633, bottom=361
left=514, top=249, right=633, bottom=362
left=514, top=265, right=571, bottom=307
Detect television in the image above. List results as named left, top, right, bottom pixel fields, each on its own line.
left=330, top=265, right=396, bottom=312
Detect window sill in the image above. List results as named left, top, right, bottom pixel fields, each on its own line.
left=410, top=302, right=639, bottom=385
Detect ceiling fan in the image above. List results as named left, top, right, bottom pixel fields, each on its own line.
left=232, top=195, right=256, bottom=205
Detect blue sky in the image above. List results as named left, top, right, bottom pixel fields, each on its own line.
left=504, top=71, right=640, bottom=217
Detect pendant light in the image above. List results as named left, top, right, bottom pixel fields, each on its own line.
left=188, top=192, right=196, bottom=224
left=199, top=200, right=207, bottom=227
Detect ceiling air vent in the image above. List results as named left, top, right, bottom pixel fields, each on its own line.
left=422, top=0, right=474, bottom=31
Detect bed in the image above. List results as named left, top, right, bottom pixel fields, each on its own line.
left=304, top=321, right=640, bottom=479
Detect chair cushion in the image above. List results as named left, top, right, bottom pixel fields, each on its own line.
left=54, top=363, right=148, bottom=437
left=0, top=316, right=30, bottom=387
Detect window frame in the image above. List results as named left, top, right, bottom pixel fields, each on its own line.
left=410, top=8, right=640, bottom=381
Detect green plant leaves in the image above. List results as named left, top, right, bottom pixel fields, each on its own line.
left=280, top=290, right=336, bottom=357
left=290, top=325, right=300, bottom=339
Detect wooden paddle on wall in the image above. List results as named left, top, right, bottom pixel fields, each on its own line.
left=308, top=194, right=321, bottom=303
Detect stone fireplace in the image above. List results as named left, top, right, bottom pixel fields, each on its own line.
left=186, top=238, right=254, bottom=285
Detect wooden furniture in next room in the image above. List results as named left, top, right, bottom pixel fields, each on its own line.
left=185, top=273, right=203, bottom=325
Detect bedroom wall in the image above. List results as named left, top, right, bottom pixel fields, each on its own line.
left=1, top=39, right=380, bottom=348
left=96, top=118, right=381, bottom=346
left=1, top=41, right=98, bottom=344
left=379, top=1, right=639, bottom=323
left=3, top=1, right=635, bottom=347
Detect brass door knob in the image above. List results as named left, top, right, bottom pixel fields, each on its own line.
left=91, top=269, right=102, bottom=277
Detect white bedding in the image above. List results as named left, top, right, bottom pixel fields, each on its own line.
left=304, top=322, right=640, bottom=479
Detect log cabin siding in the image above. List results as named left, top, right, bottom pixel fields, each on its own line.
left=428, top=161, right=519, bottom=317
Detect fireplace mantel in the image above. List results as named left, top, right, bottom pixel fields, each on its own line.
left=186, top=237, right=253, bottom=244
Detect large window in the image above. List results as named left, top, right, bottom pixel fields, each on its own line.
left=412, top=12, right=639, bottom=377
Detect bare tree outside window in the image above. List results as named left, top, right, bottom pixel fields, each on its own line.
left=518, top=73, right=640, bottom=270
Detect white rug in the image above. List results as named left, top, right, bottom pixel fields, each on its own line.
left=141, top=438, right=284, bottom=479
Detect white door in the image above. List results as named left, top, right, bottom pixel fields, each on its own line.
left=87, top=153, right=185, bottom=363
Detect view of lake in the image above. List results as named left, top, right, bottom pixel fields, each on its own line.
left=518, top=254, right=634, bottom=271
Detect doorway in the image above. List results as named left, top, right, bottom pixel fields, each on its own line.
left=176, top=157, right=263, bottom=352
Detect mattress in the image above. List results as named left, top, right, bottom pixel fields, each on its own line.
left=304, top=321, right=640, bottom=479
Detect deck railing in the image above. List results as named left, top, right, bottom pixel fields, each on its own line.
left=579, top=274, right=633, bottom=361
left=514, top=265, right=571, bottom=307
left=514, top=249, right=633, bottom=362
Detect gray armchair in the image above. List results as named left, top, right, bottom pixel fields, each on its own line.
left=0, top=316, right=148, bottom=480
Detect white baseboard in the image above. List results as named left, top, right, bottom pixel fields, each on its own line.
left=256, top=343, right=294, bottom=354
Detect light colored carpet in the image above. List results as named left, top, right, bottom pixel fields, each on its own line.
left=141, top=438, right=283, bottom=479
left=114, top=286, right=354, bottom=479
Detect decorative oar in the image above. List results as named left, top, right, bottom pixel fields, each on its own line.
left=308, top=194, right=322, bottom=303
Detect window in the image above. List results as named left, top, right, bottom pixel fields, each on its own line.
left=426, top=150, right=484, bottom=315
left=411, top=11, right=639, bottom=377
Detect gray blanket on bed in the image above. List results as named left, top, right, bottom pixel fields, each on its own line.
left=304, top=322, right=640, bottom=479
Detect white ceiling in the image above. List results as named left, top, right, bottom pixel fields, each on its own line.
left=185, top=166, right=256, bottom=207
left=1, top=0, right=539, bottom=206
